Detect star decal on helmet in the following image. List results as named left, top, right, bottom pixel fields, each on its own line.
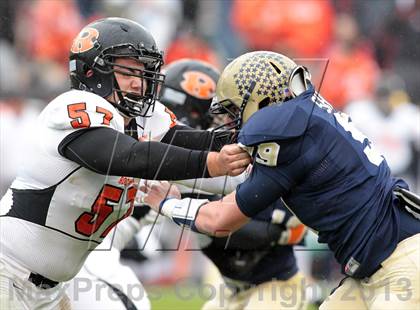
left=233, top=52, right=293, bottom=104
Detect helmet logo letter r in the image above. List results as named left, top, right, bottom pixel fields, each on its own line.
left=71, top=28, right=99, bottom=53
left=180, top=71, right=216, bottom=100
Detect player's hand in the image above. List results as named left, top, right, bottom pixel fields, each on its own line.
left=207, top=144, right=252, bottom=177
left=140, top=181, right=181, bottom=212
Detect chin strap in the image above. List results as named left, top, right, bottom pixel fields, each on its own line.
left=112, top=77, right=147, bottom=118
left=110, top=77, right=131, bottom=117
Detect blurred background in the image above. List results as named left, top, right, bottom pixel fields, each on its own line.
left=0, top=0, right=419, bottom=309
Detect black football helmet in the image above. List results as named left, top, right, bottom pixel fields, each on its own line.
left=159, top=59, right=220, bottom=129
left=69, top=17, right=165, bottom=118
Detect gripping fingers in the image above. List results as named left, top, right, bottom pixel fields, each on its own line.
left=230, top=152, right=251, bottom=162
left=229, top=157, right=252, bottom=171
left=229, top=167, right=247, bottom=176
left=228, top=159, right=251, bottom=176
left=225, top=152, right=251, bottom=170
left=233, top=158, right=252, bottom=169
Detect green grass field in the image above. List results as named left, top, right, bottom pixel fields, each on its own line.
left=147, top=285, right=319, bottom=310
left=148, top=285, right=207, bottom=310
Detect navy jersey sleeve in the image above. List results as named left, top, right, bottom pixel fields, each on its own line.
left=235, top=88, right=319, bottom=218
left=236, top=165, right=287, bottom=218
left=236, top=138, right=305, bottom=217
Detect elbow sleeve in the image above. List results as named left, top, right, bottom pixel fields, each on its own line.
left=59, top=127, right=209, bottom=180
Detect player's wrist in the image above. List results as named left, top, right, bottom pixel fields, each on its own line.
left=206, top=152, right=223, bottom=177
left=159, top=197, right=177, bottom=215
left=159, top=198, right=209, bottom=232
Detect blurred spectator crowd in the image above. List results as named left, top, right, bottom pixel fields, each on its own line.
left=0, top=0, right=419, bottom=305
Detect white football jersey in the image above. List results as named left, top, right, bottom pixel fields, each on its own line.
left=136, top=100, right=178, bottom=141
left=0, top=90, right=138, bottom=282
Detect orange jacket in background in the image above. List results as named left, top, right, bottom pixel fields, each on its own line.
left=320, top=44, right=380, bottom=110
left=28, top=0, right=83, bottom=65
left=232, top=0, right=334, bottom=57
left=165, top=34, right=220, bottom=69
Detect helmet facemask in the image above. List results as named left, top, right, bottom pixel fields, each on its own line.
left=95, top=47, right=165, bottom=118
left=210, top=80, right=257, bottom=142
left=210, top=80, right=257, bottom=131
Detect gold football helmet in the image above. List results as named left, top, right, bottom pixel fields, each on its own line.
left=210, top=51, right=311, bottom=130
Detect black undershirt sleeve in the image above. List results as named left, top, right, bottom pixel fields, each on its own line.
left=161, top=125, right=231, bottom=151
left=58, top=127, right=210, bottom=180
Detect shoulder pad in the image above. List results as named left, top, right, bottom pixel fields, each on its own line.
left=141, top=101, right=178, bottom=141
left=43, top=90, right=124, bottom=132
left=238, top=92, right=314, bottom=146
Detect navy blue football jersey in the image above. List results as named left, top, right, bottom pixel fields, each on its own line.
left=236, top=86, right=420, bottom=278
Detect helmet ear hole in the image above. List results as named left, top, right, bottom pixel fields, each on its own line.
left=258, top=97, right=270, bottom=110
left=269, top=62, right=282, bottom=75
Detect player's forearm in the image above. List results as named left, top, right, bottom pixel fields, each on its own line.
left=158, top=199, right=234, bottom=237
left=195, top=201, right=249, bottom=237
left=161, top=125, right=229, bottom=151
left=59, top=127, right=211, bottom=180
left=158, top=192, right=249, bottom=237
left=194, top=202, right=228, bottom=236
